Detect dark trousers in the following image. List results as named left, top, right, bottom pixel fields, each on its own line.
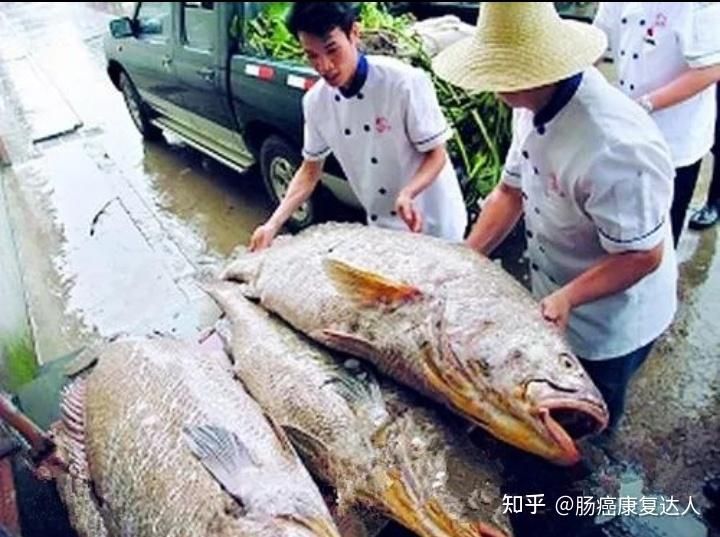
left=709, top=83, right=720, bottom=206
left=671, top=160, right=702, bottom=246
left=580, top=341, right=655, bottom=430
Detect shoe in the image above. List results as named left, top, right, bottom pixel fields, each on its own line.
left=689, top=203, right=719, bottom=230
left=704, top=476, right=720, bottom=505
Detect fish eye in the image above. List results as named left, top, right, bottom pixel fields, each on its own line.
left=559, top=353, right=575, bottom=370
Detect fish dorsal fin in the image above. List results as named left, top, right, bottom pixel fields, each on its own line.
left=183, top=424, right=255, bottom=502
left=323, top=259, right=422, bottom=308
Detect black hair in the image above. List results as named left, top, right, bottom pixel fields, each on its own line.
left=286, top=2, right=359, bottom=39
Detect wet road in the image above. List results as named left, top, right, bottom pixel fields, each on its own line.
left=0, top=2, right=274, bottom=364
left=0, top=3, right=718, bottom=537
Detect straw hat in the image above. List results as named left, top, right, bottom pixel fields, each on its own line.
left=432, top=2, right=607, bottom=93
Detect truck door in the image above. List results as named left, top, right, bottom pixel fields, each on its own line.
left=119, top=2, right=185, bottom=117
left=174, top=2, right=236, bottom=133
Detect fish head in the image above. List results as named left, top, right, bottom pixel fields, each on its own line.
left=427, top=323, right=609, bottom=466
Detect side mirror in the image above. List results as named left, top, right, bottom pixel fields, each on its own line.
left=109, top=17, right=134, bottom=39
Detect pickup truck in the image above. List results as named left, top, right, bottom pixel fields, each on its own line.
left=104, top=1, right=359, bottom=230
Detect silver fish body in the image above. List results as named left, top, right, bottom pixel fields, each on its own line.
left=206, top=281, right=512, bottom=537
left=54, top=338, right=340, bottom=537
left=221, top=223, right=608, bottom=466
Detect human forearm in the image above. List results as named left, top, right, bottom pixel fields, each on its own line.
left=266, top=160, right=323, bottom=228
left=565, top=245, right=663, bottom=308
left=541, top=244, right=664, bottom=329
left=644, top=64, right=720, bottom=112
left=465, top=183, right=524, bottom=255
left=401, top=145, right=448, bottom=199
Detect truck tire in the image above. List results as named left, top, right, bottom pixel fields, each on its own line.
left=260, top=136, right=323, bottom=231
left=119, top=71, right=163, bottom=141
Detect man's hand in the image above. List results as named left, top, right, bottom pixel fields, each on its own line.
left=395, top=190, right=423, bottom=233
left=540, top=288, right=573, bottom=330
left=249, top=222, right=280, bottom=252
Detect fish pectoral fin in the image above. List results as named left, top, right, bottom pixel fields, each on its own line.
left=323, top=259, right=422, bottom=309
left=283, top=426, right=326, bottom=465
left=314, top=330, right=377, bottom=362
left=262, top=413, right=299, bottom=460
left=183, top=424, right=254, bottom=501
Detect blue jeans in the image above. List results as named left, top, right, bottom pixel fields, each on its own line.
left=579, top=341, right=655, bottom=430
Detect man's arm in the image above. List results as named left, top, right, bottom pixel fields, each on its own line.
left=642, top=64, right=720, bottom=112
left=465, top=182, right=524, bottom=255
left=395, top=145, right=448, bottom=232
left=541, top=244, right=664, bottom=329
left=249, top=159, right=324, bottom=251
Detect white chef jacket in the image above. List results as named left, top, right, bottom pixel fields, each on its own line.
left=594, top=2, right=720, bottom=167
left=502, top=67, right=678, bottom=360
left=302, top=55, right=467, bottom=241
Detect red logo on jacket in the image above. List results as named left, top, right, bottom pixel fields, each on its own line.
left=375, top=117, right=392, bottom=134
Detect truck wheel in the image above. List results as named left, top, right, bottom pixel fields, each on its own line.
left=119, top=72, right=163, bottom=141
left=260, top=136, right=321, bottom=231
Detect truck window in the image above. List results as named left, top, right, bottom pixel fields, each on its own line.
left=136, top=2, right=171, bottom=41
left=182, top=2, right=215, bottom=52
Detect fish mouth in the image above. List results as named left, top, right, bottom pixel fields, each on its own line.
left=376, top=470, right=509, bottom=537
left=539, top=399, right=609, bottom=465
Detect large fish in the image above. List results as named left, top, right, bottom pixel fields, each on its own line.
left=54, top=338, right=341, bottom=537
left=205, top=280, right=511, bottom=537
left=221, top=223, right=609, bottom=466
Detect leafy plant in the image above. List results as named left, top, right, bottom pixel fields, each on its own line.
left=1, top=335, right=38, bottom=392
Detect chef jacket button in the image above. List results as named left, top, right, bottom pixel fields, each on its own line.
left=531, top=263, right=539, bottom=272
left=521, top=191, right=528, bottom=200
left=379, top=187, right=387, bottom=195
left=364, top=124, right=371, bottom=132
left=630, top=84, right=635, bottom=91
left=633, top=52, right=639, bottom=60
left=370, top=214, right=378, bottom=222
left=539, top=245, right=546, bottom=254
left=534, top=207, right=541, bottom=215
left=639, top=19, right=646, bottom=26
left=390, top=210, right=397, bottom=217
left=620, top=79, right=625, bottom=86
left=621, top=50, right=626, bottom=56
left=522, top=150, right=529, bottom=159
left=526, top=230, right=533, bottom=239
left=371, top=157, right=378, bottom=164
left=345, top=129, right=352, bottom=136
left=358, top=92, right=364, bottom=100
left=335, top=95, right=341, bottom=102
left=621, top=17, right=627, bottom=24
left=533, top=166, right=539, bottom=175
left=537, top=125, right=546, bottom=135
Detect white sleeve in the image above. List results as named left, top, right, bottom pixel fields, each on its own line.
left=592, top=2, right=619, bottom=38
left=584, top=141, right=674, bottom=254
left=680, top=2, right=720, bottom=68
left=301, top=93, right=331, bottom=162
left=404, top=68, right=452, bottom=153
left=500, top=110, right=523, bottom=189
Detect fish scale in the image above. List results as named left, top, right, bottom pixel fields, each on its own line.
left=204, top=280, right=512, bottom=537
left=222, top=222, right=609, bottom=466
left=54, top=338, right=341, bottom=537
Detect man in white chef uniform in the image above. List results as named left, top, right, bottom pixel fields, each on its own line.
left=433, top=2, right=678, bottom=430
left=250, top=2, right=467, bottom=251
left=594, top=2, right=720, bottom=246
